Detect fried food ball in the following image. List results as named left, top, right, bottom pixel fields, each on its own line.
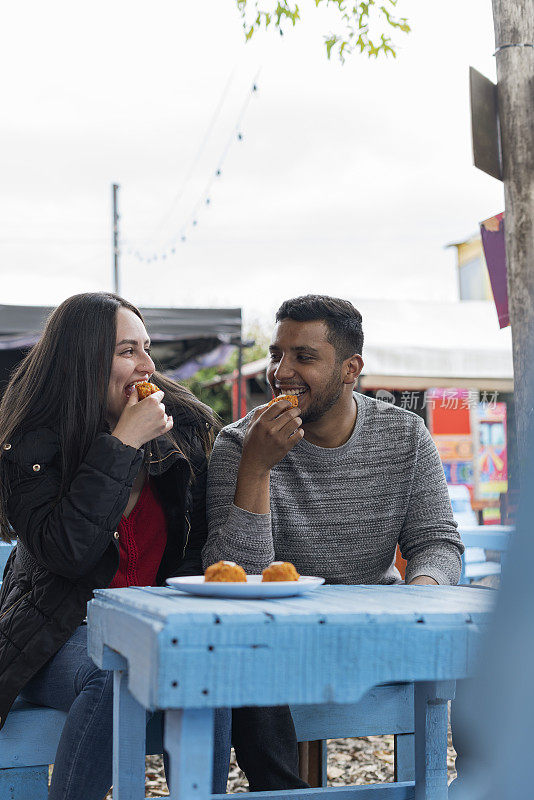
left=135, top=380, right=160, bottom=400
left=267, top=394, right=299, bottom=409
left=261, top=561, right=300, bottom=582
left=204, top=561, right=247, bottom=583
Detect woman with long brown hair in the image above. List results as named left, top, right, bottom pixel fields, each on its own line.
left=0, top=292, right=230, bottom=798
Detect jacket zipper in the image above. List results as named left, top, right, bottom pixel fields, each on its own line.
left=149, top=449, right=183, bottom=466
left=149, top=447, right=192, bottom=559
left=0, top=590, right=31, bottom=621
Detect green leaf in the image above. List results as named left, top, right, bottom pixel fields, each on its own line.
left=325, top=36, right=337, bottom=58
left=234, top=0, right=410, bottom=61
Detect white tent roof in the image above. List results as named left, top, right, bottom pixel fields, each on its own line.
left=356, top=298, right=513, bottom=390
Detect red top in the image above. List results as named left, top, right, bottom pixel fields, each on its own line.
left=109, top=478, right=167, bottom=588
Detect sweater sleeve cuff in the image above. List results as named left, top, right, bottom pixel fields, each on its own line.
left=202, top=503, right=275, bottom=573
left=225, top=503, right=272, bottom=544
left=405, top=566, right=452, bottom=586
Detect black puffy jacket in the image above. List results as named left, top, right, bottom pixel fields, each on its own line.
left=0, top=408, right=210, bottom=729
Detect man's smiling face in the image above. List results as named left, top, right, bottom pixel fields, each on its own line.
left=267, top=319, right=345, bottom=424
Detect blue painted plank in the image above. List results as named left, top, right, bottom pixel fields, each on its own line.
left=394, top=734, right=415, bottom=782
left=88, top=606, right=162, bottom=708
left=413, top=682, right=454, bottom=800
left=0, top=542, right=15, bottom=576
left=99, top=586, right=274, bottom=625
left=92, top=586, right=495, bottom=626
left=0, top=702, right=66, bottom=767
left=321, top=740, right=328, bottom=788
left=0, top=766, right=48, bottom=800
left=291, top=685, right=414, bottom=740
left=210, top=784, right=415, bottom=799
left=164, top=709, right=214, bottom=800
left=465, top=563, right=500, bottom=579
left=87, top=587, right=493, bottom=710
left=113, top=670, right=146, bottom=800
left=459, top=525, right=513, bottom=550
left=154, top=624, right=479, bottom=708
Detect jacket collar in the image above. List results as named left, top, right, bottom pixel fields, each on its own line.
left=147, top=402, right=198, bottom=477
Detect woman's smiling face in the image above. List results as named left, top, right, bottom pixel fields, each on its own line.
left=106, top=307, right=155, bottom=426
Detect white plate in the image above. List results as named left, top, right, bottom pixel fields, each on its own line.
left=166, top=574, right=325, bottom=599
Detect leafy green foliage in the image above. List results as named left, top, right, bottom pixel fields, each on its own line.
left=184, top=324, right=270, bottom=425
left=235, top=0, right=410, bottom=61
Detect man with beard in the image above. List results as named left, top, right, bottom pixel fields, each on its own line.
left=203, top=294, right=464, bottom=789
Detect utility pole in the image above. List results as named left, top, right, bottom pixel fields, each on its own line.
left=491, top=0, right=534, bottom=467
left=112, top=183, right=120, bottom=294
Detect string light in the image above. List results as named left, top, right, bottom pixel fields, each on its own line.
left=127, top=71, right=261, bottom=264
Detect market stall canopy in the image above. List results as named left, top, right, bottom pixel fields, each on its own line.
left=0, top=303, right=242, bottom=389
left=205, top=300, right=513, bottom=392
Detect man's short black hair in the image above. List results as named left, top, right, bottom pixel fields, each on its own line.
left=275, top=294, right=364, bottom=360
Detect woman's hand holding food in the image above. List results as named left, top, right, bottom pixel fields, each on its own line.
left=234, top=398, right=303, bottom=514
left=111, top=388, right=173, bottom=449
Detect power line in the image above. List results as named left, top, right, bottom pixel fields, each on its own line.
left=144, top=65, right=238, bottom=243
left=129, top=69, right=261, bottom=264
left=0, top=238, right=110, bottom=244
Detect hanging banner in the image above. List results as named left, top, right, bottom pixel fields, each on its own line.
left=478, top=401, right=508, bottom=496
left=480, top=212, right=509, bottom=328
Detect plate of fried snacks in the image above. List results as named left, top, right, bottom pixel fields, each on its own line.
left=166, top=561, right=325, bottom=599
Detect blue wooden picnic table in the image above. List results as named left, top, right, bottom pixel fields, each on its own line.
left=87, top=584, right=494, bottom=800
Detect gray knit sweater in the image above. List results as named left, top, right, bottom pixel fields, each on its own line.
left=204, top=392, right=464, bottom=585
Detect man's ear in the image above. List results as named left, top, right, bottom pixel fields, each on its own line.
left=342, top=354, right=364, bottom=385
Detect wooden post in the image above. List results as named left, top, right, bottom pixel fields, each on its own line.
left=298, top=740, right=327, bottom=787
left=491, top=0, right=534, bottom=466
left=164, top=708, right=214, bottom=800
left=113, top=670, right=146, bottom=799
left=413, top=681, right=455, bottom=800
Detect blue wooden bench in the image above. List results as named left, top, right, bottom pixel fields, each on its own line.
left=0, top=698, right=166, bottom=799
left=458, top=525, right=514, bottom=584
left=0, top=541, right=14, bottom=576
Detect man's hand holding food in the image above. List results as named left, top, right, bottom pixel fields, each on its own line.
left=234, top=397, right=303, bottom=514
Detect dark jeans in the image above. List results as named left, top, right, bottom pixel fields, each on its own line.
left=232, top=706, right=309, bottom=791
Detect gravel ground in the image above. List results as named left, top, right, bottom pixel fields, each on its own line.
left=104, top=726, right=457, bottom=798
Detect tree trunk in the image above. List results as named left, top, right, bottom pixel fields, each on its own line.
left=491, top=0, right=534, bottom=471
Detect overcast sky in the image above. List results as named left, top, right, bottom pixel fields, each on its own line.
left=1, top=0, right=504, bottom=329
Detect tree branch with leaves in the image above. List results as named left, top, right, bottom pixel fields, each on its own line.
left=235, top=0, right=410, bottom=61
